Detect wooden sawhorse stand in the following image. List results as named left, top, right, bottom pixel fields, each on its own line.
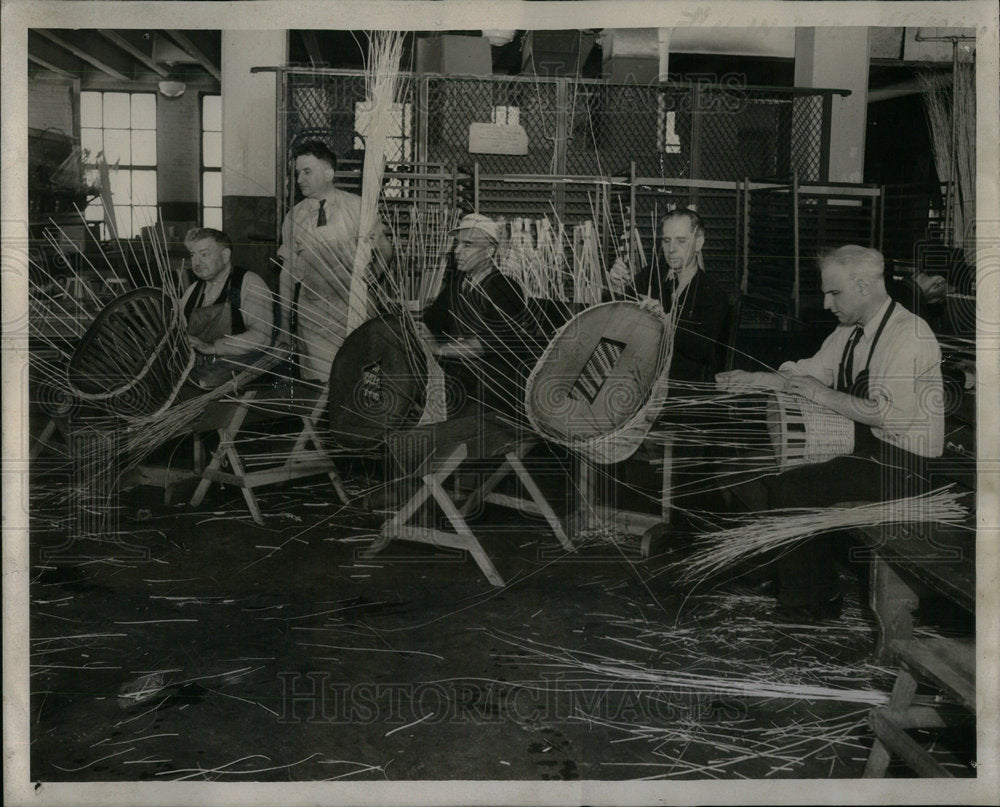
left=190, top=388, right=347, bottom=523
left=366, top=421, right=574, bottom=587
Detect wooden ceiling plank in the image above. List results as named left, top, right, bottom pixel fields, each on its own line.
left=165, top=30, right=222, bottom=81
left=98, top=29, right=168, bottom=78
left=35, top=29, right=130, bottom=82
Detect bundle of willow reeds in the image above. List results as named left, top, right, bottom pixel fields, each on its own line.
left=921, top=62, right=976, bottom=249
left=385, top=203, right=457, bottom=309
left=345, top=30, right=405, bottom=333
left=677, top=486, right=970, bottom=584
left=571, top=220, right=605, bottom=306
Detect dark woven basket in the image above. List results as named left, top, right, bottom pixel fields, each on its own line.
left=68, top=287, right=193, bottom=418
left=326, top=314, right=430, bottom=450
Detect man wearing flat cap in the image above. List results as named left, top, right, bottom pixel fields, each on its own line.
left=424, top=213, right=538, bottom=420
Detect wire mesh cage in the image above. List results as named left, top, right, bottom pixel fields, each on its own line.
left=276, top=68, right=850, bottom=309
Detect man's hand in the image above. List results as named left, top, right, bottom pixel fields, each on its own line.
left=637, top=295, right=664, bottom=315
left=608, top=257, right=631, bottom=294
left=715, top=369, right=784, bottom=392
left=785, top=374, right=830, bottom=404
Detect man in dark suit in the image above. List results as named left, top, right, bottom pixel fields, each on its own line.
left=423, top=213, right=538, bottom=421
left=610, top=208, right=733, bottom=525
left=616, top=208, right=732, bottom=386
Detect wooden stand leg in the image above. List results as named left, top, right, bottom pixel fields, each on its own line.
left=870, top=557, right=919, bottom=663
left=863, top=667, right=918, bottom=777
left=506, top=450, right=573, bottom=553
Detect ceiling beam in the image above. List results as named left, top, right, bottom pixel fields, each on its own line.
left=98, top=29, right=168, bottom=78
left=34, top=29, right=130, bottom=81
left=28, top=30, right=89, bottom=79
left=28, top=54, right=76, bottom=79
left=165, top=30, right=222, bottom=81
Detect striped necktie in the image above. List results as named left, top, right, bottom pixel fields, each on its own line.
left=316, top=199, right=327, bottom=227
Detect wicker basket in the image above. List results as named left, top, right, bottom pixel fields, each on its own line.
left=67, top=287, right=193, bottom=418
left=525, top=300, right=672, bottom=465
left=327, top=313, right=445, bottom=450
left=765, top=390, right=855, bottom=470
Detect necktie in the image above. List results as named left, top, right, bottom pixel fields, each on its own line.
left=840, top=325, right=864, bottom=391
left=316, top=199, right=327, bottom=227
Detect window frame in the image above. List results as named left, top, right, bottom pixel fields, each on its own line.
left=80, top=89, right=159, bottom=240
left=200, top=92, right=223, bottom=230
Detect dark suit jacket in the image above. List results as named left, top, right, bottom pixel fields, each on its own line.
left=424, top=267, right=539, bottom=419
left=633, top=267, right=732, bottom=385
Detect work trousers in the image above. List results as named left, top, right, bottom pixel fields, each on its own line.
left=763, top=440, right=930, bottom=608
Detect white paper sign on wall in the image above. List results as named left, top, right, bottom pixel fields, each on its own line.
left=468, top=123, right=529, bottom=155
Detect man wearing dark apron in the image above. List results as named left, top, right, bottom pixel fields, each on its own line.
left=181, top=228, right=276, bottom=389
left=717, top=245, right=944, bottom=622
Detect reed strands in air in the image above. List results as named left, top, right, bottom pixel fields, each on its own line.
left=346, top=30, right=405, bottom=333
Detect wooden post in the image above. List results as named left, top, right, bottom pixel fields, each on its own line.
left=819, top=93, right=833, bottom=183
left=553, top=78, right=569, bottom=220
left=792, top=171, right=800, bottom=320
left=869, top=557, right=919, bottom=664
left=417, top=75, right=430, bottom=165
left=629, top=161, right=637, bottom=272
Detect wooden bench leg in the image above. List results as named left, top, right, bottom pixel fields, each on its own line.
left=870, top=557, right=919, bottom=664
left=426, top=475, right=504, bottom=587
left=368, top=443, right=505, bottom=586
left=190, top=400, right=252, bottom=508
left=864, top=667, right=918, bottom=777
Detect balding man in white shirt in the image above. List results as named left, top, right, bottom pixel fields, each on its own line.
left=716, top=245, right=944, bottom=622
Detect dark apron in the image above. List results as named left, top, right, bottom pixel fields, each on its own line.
left=837, top=300, right=895, bottom=457
left=837, top=301, right=928, bottom=500
left=185, top=268, right=269, bottom=388
left=185, top=268, right=246, bottom=347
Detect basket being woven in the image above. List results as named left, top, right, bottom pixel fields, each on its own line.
left=68, top=287, right=193, bottom=418
left=525, top=300, right=672, bottom=465
left=765, top=390, right=855, bottom=470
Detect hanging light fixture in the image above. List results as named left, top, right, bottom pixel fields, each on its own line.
left=482, top=30, right=517, bottom=47
left=157, top=69, right=187, bottom=98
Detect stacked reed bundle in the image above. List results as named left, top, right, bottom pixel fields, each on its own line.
left=496, top=217, right=569, bottom=302
left=384, top=203, right=457, bottom=309
left=677, top=486, right=969, bottom=584
left=345, top=30, right=406, bottom=334
left=571, top=220, right=605, bottom=306
left=921, top=62, right=976, bottom=249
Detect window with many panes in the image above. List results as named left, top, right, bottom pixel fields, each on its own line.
left=201, top=94, right=222, bottom=229
left=81, top=91, right=157, bottom=239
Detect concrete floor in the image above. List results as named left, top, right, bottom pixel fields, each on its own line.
left=28, top=454, right=975, bottom=785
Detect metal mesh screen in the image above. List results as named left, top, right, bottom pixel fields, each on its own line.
left=277, top=69, right=845, bottom=307
left=424, top=76, right=558, bottom=175
left=282, top=71, right=836, bottom=199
